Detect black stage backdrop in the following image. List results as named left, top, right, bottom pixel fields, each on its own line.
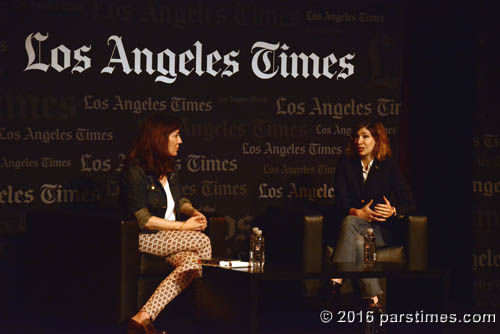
left=0, top=0, right=497, bottom=327
left=1, top=1, right=403, bottom=255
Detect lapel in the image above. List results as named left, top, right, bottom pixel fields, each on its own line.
left=352, top=159, right=364, bottom=196
left=364, top=159, right=381, bottom=193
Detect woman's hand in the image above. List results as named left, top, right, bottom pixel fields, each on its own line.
left=181, top=215, right=207, bottom=231
left=373, top=196, right=396, bottom=219
left=180, top=203, right=208, bottom=227
left=354, top=199, right=386, bottom=222
left=191, top=209, right=207, bottom=225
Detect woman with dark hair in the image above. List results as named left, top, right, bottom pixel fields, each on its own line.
left=120, top=114, right=210, bottom=334
left=326, top=119, right=412, bottom=311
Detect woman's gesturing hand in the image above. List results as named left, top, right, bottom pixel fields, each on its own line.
left=181, top=215, right=207, bottom=231
left=373, top=196, right=396, bottom=219
left=354, top=199, right=386, bottom=222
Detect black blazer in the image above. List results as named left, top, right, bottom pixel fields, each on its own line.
left=334, top=157, right=412, bottom=227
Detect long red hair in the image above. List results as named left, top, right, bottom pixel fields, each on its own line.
left=126, top=114, right=181, bottom=176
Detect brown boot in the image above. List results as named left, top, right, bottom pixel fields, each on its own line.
left=127, top=317, right=168, bottom=334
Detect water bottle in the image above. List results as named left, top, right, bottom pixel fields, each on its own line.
left=254, top=232, right=265, bottom=267
left=249, top=227, right=258, bottom=266
left=250, top=227, right=265, bottom=267
left=249, top=228, right=255, bottom=265
left=364, top=228, right=376, bottom=264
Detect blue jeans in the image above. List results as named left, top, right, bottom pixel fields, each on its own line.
left=332, top=215, right=385, bottom=298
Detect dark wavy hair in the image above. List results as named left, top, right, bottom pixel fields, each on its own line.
left=345, top=119, right=392, bottom=160
left=126, top=114, right=181, bottom=176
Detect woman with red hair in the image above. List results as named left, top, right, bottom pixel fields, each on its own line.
left=325, top=119, right=412, bottom=312
left=120, top=114, right=210, bottom=334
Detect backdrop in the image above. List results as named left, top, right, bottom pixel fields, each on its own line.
left=1, top=0, right=404, bottom=258
left=4, top=0, right=496, bottom=321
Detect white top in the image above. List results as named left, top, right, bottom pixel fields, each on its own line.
left=361, top=159, right=374, bottom=182
left=163, top=179, right=176, bottom=221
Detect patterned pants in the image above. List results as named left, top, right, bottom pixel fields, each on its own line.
left=138, top=231, right=212, bottom=320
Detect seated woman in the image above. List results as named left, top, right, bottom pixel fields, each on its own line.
left=328, top=119, right=412, bottom=311
left=120, top=114, right=211, bottom=334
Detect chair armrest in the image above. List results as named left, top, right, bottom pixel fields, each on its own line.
left=120, top=220, right=139, bottom=321
left=406, top=215, right=428, bottom=270
left=303, top=213, right=324, bottom=272
left=209, top=217, right=227, bottom=258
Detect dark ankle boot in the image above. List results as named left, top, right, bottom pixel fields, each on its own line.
left=318, top=279, right=342, bottom=297
left=363, top=298, right=384, bottom=313
left=318, top=279, right=342, bottom=310
left=329, top=280, right=342, bottom=295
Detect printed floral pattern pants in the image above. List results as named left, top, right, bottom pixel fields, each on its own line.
left=138, top=230, right=212, bottom=320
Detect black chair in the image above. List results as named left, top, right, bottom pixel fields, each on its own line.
left=301, top=210, right=429, bottom=304
left=323, top=215, right=429, bottom=269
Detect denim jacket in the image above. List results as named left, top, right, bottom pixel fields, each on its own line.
left=119, top=162, right=191, bottom=234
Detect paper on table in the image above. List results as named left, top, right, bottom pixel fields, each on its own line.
left=219, top=260, right=250, bottom=268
